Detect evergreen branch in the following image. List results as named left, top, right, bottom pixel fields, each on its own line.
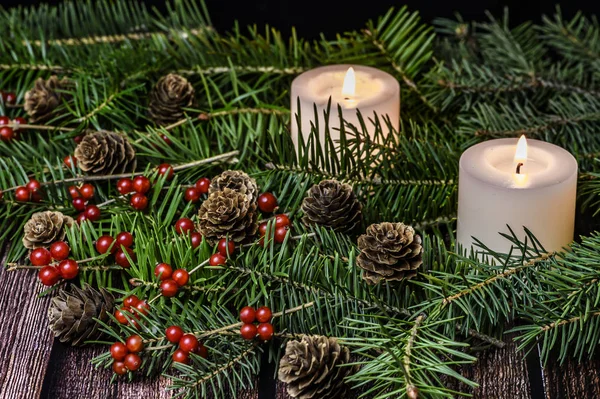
left=5, top=123, right=75, bottom=132
left=473, top=113, right=599, bottom=137
left=128, top=278, right=226, bottom=293
left=177, top=65, right=305, bottom=76
left=7, top=264, right=122, bottom=271
left=0, top=63, right=67, bottom=72
left=187, top=345, right=257, bottom=388
left=75, top=93, right=118, bottom=123
left=539, top=311, right=600, bottom=332
left=403, top=314, right=425, bottom=396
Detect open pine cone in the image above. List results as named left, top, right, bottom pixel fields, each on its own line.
left=197, top=187, right=258, bottom=244
left=278, top=335, right=355, bottom=399
left=209, top=170, right=258, bottom=203
left=148, top=73, right=195, bottom=126
left=24, top=75, right=71, bottom=123
left=48, top=284, right=115, bottom=346
left=357, top=222, right=423, bottom=285
left=23, top=211, right=74, bottom=249
left=301, top=179, right=362, bottom=233
left=74, top=130, right=136, bottom=175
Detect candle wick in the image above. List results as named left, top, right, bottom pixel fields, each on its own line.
left=516, top=162, right=524, bottom=174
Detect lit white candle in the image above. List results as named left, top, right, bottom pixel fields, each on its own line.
left=290, top=64, right=400, bottom=155
left=457, top=136, right=578, bottom=255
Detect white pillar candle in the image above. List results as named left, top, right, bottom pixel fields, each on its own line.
left=290, top=65, right=400, bottom=155
left=457, top=137, right=578, bottom=255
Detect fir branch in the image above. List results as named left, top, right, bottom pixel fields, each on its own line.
left=185, top=345, right=257, bottom=388
left=403, top=313, right=425, bottom=396
left=0, top=63, right=67, bottom=72
left=177, top=65, right=305, bottom=76
left=539, top=311, right=600, bottom=332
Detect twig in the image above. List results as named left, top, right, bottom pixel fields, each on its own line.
left=189, top=345, right=257, bottom=388
left=128, top=278, right=225, bottom=293
left=0, top=63, right=66, bottom=72
left=75, top=93, right=118, bottom=123
left=177, top=65, right=304, bottom=76
left=404, top=314, right=425, bottom=398
left=6, top=254, right=111, bottom=271
left=6, top=123, right=75, bottom=132
left=540, top=311, right=600, bottom=331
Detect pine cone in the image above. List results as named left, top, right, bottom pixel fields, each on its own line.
left=357, top=222, right=423, bottom=285
left=301, top=179, right=362, bottom=233
left=48, top=284, right=115, bottom=346
left=24, top=75, right=70, bottom=123
left=278, top=335, right=355, bottom=399
left=209, top=170, right=258, bottom=203
left=23, top=211, right=74, bottom=249
left=148, top=73, right=195, bottom=125
left=197, top=188, right=258, bottom=244
left=74, top=130, right=137, bottom=175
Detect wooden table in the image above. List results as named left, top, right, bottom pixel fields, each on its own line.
left=2, top=246, right=599, bottom=399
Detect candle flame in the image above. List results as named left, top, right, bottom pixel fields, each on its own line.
left=514, top=135, right=528, bottom=163
left=341, top=67, right=356, bottom=97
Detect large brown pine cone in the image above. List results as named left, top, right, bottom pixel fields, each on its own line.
left=209, top=170, right=258, bottom=203
left=356, top=222, right=423, bottom=285
left=278, top=335, right=355, bottom=399
left=48, top=284, right=115, bottom=346
left=301, top=179, right=362, bottom=233
left=148, top=73, right=195, bottom=125
left=74, top=130, right=136, bottom=175
left=24, top=76, right=70, bottom=123
left=23, top=211, right=74, bottom=249
left=197, top=188, right=258, bottom=244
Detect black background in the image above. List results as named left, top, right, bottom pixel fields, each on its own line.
left=1, top=0, right=599, bottom=38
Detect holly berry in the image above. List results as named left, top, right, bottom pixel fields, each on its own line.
left=116, top=232, right=134, bottom=248
left=195, top=177, right=210, bottom=194
left=217, top=238, right=235, bottom=257
left=197, top=344, right=209, bottom=359
left=76, top=213, right=87, bottom=224
left=63, top=155, right=77, bottom=168
left=157, top=163, right=174, bottom=180
left=160, top=279, right=179, bottom=297
left=172, top=269, right=189, bottom=287
left=154, top=263, right=173, bottom=281
left=126, top=335, right=144, bottom=353
left=50, top=241, right=70, bottom=261
left=161, top=134, right=172, bottom=146
left=256, top=306, right=272, bottom=323
left=110, top=342, right=129, bottom=361
left=116, top=178, right=134, bottom=195
left=258, top=222, right=268, bottom=236
left=166, top=325, right=184, bottom=343
left=134, top=301, right=150, bottom=316
left=123, top=295, right=140, bottom=309
left=240, top=323, right=257, bottom=340
left=30, top=248, right=52, bottom=266
left=85, top=204, right=102, bottom=222
left=179, top=334, right=199, bottom=353
left=68, top=185, right=81, bottom=199
left=73, top=134, right=84, bottom=144
left=184, top=187, right=200, bottom=203
left=0, top=116, right=9, bottom=125
left=95, top=235, right=115, bottom=254
left=14, top=186, right=30, bottom=202
left=175, top=218, right=194, bottom=235
left=190, top=232, right=202, bottom=249
left=172, top=349, right=189, bottom=364
left=257, top=323, right=275, bottom=341
left=58, top=259, right=79, bottom=280
left=239, top=306, right=256, bottom=324
left=79, top=184, right=95, bottom=200
left=0, top=126, right=14, bottom=142
left=12, top=117, right=27, bottom=127
left=258, top=192, right=278, bottom=213
left=130, top=193, right=148, bottom=210
left=39, top=266, right=60, bottom=286
left=115, top=248, right=136, bottom=268
left=209, top=253, right=226, bottom=266
left=132, top=176, right=151, bottom=194
left=72, top=197, right=87, bottom=212
left=124, top=353, right=142, bottom=371
left=114, top=308, right=129, bottom=325
left=26, top=179, right=41, bottom=193
left=275, top=214, right=290, bottom=228
left=112, top=361, right=127, bottom=375
left=4, top=92, right=16, bottom=105
left=274, top=226, right=290, bottom=243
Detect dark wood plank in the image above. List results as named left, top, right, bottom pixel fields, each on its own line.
left=543, top=357, right=600, bottom=399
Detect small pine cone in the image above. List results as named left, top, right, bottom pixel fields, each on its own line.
left=197, top=188, right=258, bottom=244
left=301, top=179, right=362, bottom=233
left=209, top=170, right=258, bottom=203
left=278, top=335, right=355, bottom=399
left=48, top=284, right=115, bottom=346
left=74, top=130, right=137, bottom=175
left=23, top=211, right=74, bottom=250
left=148, top=73, right=195, bottom=125
left=357, top=222, right=423, bottom=285
left=24, top=75, right=70, bottom=123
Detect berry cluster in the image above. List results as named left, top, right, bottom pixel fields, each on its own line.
left=95, top=231, right=136, bottom=268
left=116, top=175, right=153, bottom=211
left=33, top=241, right=77, bottom=286
left=68, top=183, right=101, bottom=224
left=239, top=306, right=275, bottom=341
left=0, top=115, right=26, bottom=143
left=155, top=262, right=189, bottom=297
left=207, top=237, right=235, bottom=266
left=114, top=294, right=149, bottom=328
left=166, top=325, right=208, bottom=365
left=110, top=335, right=144, bottom=375
left=183, top=177, right=210, bottom=203
left=13, top=178, right=44, bottom=203
left=258, top=213, right=291, bottom=246
left=173, top=217, right=203, bottom=248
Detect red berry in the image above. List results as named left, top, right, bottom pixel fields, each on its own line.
left=195, top=177, right=210, bottom=194
left=240, top=323, right=257, bottom=340
left=72, top=197, right=87, bottom=212
left=126, top=335, right=144, bottom=353
left=179, top=334, right=199, bottom=353
left=14, top=186, right=30, bottom=202
left=39, top=266, right=60, bottom=286
left=161, top=134, right=172, bottom=146
left=123, top=295, right=140, bottom=309
left=95, top=235, right=115, bottom=254
left=27, top=179, right=42, bottom=192
left=209, top=253, right=226, bottom=266
left=175, top=218, right=194, bottom=235
left=79, top=184, right=95, bottom=200
left=110, top=342, right=129, bottom=361
left=130, top=193, right=148, bottom=210
left=12, top=117, right=27, bottom=127
left=172, top=349, right=189, bottom=364
left=4, top=92, right=16, bottom=104
left=197, top=344, right=209, bottom=359
left=256, top=306, right=272, bottom=323
left=63, top=155, right=77, bottom=168
left=31, top=189, right=43, bottom=203
left=68, top=185, right=81, bottom=199
left=76, top=213, right=87, bottom=224
left=184, top=187, right=200, bottom=203
left=166, top=325, right=184, bottom=344
left=115, top=308, right=129, bottom=325
left=217, top=238, right=235, bottom=257
left=160, top=279, right=179, bottom=297
left=275, top=214, right=290, bottom=228
left=134, top=301, right=150, bottom=316
left=239, top=306, right=256, bottom=324
left=258, top=222, right=268, bottom=236
left=0, top=116, right=9, bottom=125
left=50, top=241, right=70, bottom=261
left=116, top=178, right=133, bottom=195
left=257, top=323, right=275, bottom=341
left=124, top=353, right=142, bottom=371
left=190, top=232, right=202, bottom=249
left=115, top=248, right=136, bottom=268
left=0, top=126, right=14, bottom=142
left=172, top=269, right=189, bottom=287
left=274, top=226, right=290, bottom=243
left=157, top=163, right=174, bottom=180
left=116, top=232, right=134, bottom=248
left=58, top=259, right=79, bottom=280
left=154, top=263, right=173, bottom=281
left=112, top=361, right=127, bottom=375
left=30, top=248, right=52, bottom=266
left=85, top=204, right=101, bottom=222
left=258, top=192, right=278, bottom=213
left=132, top=176, right=151, bottom=194
left=0, top=190, right=3, bottom=200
